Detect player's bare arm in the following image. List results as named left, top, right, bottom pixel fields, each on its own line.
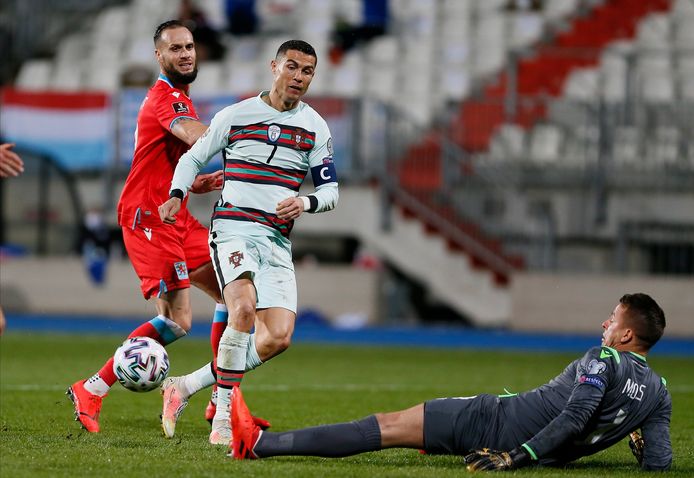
left=171, top=118, right=208, bottom=146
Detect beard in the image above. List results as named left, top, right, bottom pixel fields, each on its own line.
left=163, top=63, right=198, bottom=85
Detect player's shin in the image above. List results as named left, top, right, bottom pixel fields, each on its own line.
left=211, top=327, right=249, bottom=444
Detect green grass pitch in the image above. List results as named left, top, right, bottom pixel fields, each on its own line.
left=1, top=332, right=692, bottom=477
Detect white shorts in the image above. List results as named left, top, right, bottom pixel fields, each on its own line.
left=209, top=231, right=297, bottom=313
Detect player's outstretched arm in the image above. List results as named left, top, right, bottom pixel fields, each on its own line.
left=159, top=197, right=182, bottom=225
left=171, top=118, right=208, bottom=146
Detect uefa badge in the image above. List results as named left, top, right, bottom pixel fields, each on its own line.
left=268, top=124, right=281, bottom=143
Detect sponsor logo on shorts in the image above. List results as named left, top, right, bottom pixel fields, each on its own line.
left=174, top=261, right=189, bottom=280
left=228, top=251, right=244, bottom=269
left=143, top=228, right=152, bottom=241
left=172, top=102, right=189, bottom=114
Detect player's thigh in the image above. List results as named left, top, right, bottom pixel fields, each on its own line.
left=254, top=237, right=297, bottom=313
left=122, top=225, right=191, bottom=300
left=209, top=232, right=261, bottom=295
left=423, top=394, right=502, bottom=455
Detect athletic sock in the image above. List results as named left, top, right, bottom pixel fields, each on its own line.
left=254, top=415, right=382, bottom=458
left=210, top=304, right=228, bottom=362
left=179, top=362, right=216, bottom=398
left=84, top=315, right=186, bottom=396
left=245, top=332, right=263, bottom=371
left=177, top=330, right=261, bottom=400
left=215, top=328, right=249, bottom=422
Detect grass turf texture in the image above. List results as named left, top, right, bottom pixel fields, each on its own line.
left=1, top=332, right=692, bottom=477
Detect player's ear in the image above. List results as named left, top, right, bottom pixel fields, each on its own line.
left=621, top=327, right=635, bottom=345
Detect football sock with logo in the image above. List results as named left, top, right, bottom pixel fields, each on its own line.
left=215, top=327, right=250, bottom=422
left=253, top=415, right=382, bottom=458
left=84, top=315, right=186, bottom=396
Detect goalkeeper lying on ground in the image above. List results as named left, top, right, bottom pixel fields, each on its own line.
left=229, top=293, right=671, bottom=471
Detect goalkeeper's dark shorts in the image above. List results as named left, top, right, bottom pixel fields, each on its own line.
left=423, top=394, right=513, bottom=455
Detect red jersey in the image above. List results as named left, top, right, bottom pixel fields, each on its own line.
left=117, top=74, right=199, bottom=228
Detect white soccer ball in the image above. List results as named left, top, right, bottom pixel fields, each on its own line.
left=113, top=337, right=170, bottom=392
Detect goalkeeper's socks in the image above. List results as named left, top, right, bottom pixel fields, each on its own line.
left=253, top=415, right=382, bottom=458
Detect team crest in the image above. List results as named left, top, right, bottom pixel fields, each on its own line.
left=174, top=261, right=189, bottom=280
left=268, top=124, right=281, bottom=142
left=228, top=251, right=244, bottom=268
left=295, top=130, right=304, bottom=148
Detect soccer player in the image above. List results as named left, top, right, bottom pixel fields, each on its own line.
left=230, top=293, right=672, bottom=472
left=67, top=20, right=226, bottom=433
left=158, top=39, right=338, bottom=445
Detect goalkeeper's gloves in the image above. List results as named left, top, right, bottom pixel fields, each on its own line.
left=629, top=431, right=644, bottom=466
left=464, top=446, right=531, bottom=471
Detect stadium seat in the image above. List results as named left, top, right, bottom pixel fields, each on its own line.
left=330, top=50, right=364, bottom=99
left=15, top=60, right=53, bottom=91
left=543, top=0, right=580, bottom=24
left=529, top=124, right=563, bottom=164
left=612, top=126, right=641, bottom=166
left=563, top=68, right=599, bottom=101
left=194, top=61, right=223, bottom=94
left=635, top=13, right=672, bottom=50
left=489, top=123, right=526, bottom=161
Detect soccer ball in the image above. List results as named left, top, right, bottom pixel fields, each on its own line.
left=113, top=337, right=170, bottom=392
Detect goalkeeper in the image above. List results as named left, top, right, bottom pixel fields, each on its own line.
left=230, top=293, right=671, bottom=471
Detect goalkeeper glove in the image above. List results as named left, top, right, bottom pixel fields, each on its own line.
left=464, top=446, right=531, bottom=471
left=629, top=431, right=644, bottom=466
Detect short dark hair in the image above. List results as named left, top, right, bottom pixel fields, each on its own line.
left=276, top=40, right=317, bottom=65
left=620, top=293, right=666, bottom=349
left=154, top=20, right=187, bottom=45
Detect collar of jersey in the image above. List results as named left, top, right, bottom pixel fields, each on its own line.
left=257, top=90, right=301, bottom=114
left=629, top=351, right=647, bottom=362
left=158, top=74, right=189, bottom=96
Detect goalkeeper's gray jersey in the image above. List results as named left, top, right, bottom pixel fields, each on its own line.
left=499, top=346, right=671, bottom=470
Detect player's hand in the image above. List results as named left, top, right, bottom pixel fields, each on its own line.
left=159, top=197, right=182, bottom=225
left=276, top=197, right=304, bottom=221
left=629, top=431, right=644, bottom=466
left=464, top=447, right=530, bottom=471
left=0, top=143, right=24, bottom=178
left=190, top=170, right=223, bottom=194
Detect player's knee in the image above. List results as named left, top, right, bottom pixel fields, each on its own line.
left=231, top=300, right=255, bottom=325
